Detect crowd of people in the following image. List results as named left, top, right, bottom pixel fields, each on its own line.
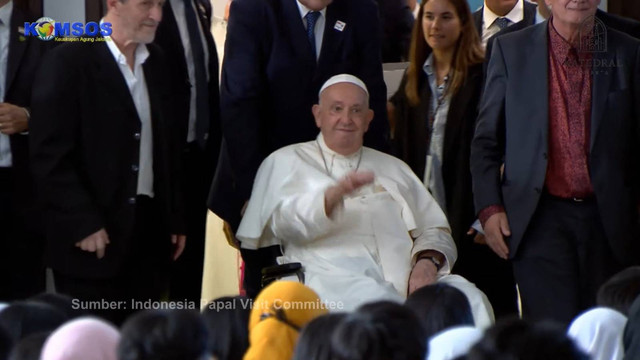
left=0, top=0, right=639, bottom=358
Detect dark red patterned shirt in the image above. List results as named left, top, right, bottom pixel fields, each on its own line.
left=545, top=21, right=594, bottom=198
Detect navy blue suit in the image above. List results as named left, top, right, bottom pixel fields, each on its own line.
left=208, top=0, right=389, bottom=297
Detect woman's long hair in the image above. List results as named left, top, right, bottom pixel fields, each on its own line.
left=405, top=0, right=484, bottom=105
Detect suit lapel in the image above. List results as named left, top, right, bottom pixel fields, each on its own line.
left=525, top=23, right=550, bottom=151
left=589, top=28, right=614, bottom=152
left=93, top=41, right=140, bottom=123
left=317, top=2, right=345, bottom=70
left=5, top=8, right=27, bottom=93
left=282, top=0, right=315, bottom=64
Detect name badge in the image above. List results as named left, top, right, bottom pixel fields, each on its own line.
left=334, top=20, right=346, bottom=32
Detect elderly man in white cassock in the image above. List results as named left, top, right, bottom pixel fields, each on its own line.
left=237, top=74, right=493, bottom=322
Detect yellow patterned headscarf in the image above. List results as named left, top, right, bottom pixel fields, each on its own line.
left=243, top=281, right=328, bottom=360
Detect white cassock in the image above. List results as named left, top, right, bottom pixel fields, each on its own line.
left=238, top=134, right=494, bottom=324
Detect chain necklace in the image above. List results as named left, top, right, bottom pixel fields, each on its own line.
left=316, top=139, right=363, bottom=178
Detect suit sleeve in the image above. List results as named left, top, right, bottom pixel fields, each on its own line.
left=219, top=0, right=269, bottom=199
left=29, top=47, right=104, bottom=244
left=357, top=1, right=390, bottom=153
left=470, top=37, right=507, bottom=215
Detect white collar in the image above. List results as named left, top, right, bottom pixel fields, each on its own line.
left=316, top=133, right=362, bottom=160
left=296, top=1, right=327, bottom=22
left=483, top=0, right=524, bottom=29
left=102, top=19, right=149, bottom=69
left=0, top=1, right=13, bottom=26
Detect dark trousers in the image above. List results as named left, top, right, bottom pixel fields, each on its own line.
left=513, top=193, right=622, bottom=326
left=54, top=195, right=171, bottom=326
left=455, top=240, right=519, bottom=319
left=169, top=143, right=211, bottom=303
left=0, top=168, right=45, bottom=301
left=240, top=245, right=281, bottom=299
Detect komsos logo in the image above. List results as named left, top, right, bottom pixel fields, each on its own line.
left=24, top=17, right=112, bottom=41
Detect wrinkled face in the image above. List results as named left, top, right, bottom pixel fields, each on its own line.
left=313, top=83, right=374, bottom=154
left=546, top=0, right=600, bottom=27
left=423, top=0, right=462, bottom=52
left=112, top=0, right=164, bottom=44
left=298, top=0, right=333, bottom=11
left=484, top=0, right=518, bottom=16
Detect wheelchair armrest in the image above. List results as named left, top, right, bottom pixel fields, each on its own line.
left=261, top=262, right=304, bottom=288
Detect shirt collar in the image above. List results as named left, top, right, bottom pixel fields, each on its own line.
left=296, top=1, right=327, bottom=22
left=103, top=19, right=149, bottom=68
left=483, top=0, right=524, bottom=29
left=316, top=133, right=361, bottom=160
left=0, top=1, right=13, bottom=26
left=422, top=53, right=435, bottom=77
left=548, top=18, right=592, bottom=63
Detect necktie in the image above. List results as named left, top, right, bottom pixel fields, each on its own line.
left=183, top=0, right=209, bottom=148
left=494, top=17, right=511, bottom=30
left=305, top=11, right=320, bottom=59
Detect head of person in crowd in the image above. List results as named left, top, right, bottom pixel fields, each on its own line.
left=118, top=309, right=209, bottom=360
left=465, top=318, right=588, bottom=360
left=29, top=293, right=86, bottom=320
left=330, top=301, right=427, bottom=360
left=103, top=0, right=164, bottom=46
left=201, top=296, right=251, bottom=360
left=484, top=0, right=518, bottom=17
left=427, top=325, right=483, bottom=360
left=41, top=317, right=120, bottom=360
left=405, top=283, right=475, bottom=339
left=244, top=281, right=328, bottom=360
left=623, top=295, right=640, bottom=360
left=8, top=331, right=51, bottom=360
left=312, top=74, right=374, bottom=156
left=597, top=266, right=640, bottom=316
left=298, top=0, right=333, bottom=11
left=292, top=313, right=347, bottom=360
left=567, top=307, right=627, bottom=360
left=0, top=301, right=68, bottom=344
left=405, top=0, right=483, bottom=105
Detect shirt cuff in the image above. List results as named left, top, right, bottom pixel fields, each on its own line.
left=479, top=205, right=505, bottom=229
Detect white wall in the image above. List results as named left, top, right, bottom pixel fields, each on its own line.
left=44, top=0, right=85, bottom=24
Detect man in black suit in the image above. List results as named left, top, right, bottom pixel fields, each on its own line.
left=208, top=0, right=389, bottom=298
left=30, top=0, right=185, bottom=324
left=472, top=0, right=537, bottom=48
left=375, top=0, right=414, bottom=62
left=154, top=0, right=221, bottom=305
left=0, top=0, right=49, bottom=301
left=471, top=0, right=640, bottom=324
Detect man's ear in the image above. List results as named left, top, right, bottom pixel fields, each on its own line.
left=106, top=0, right=121, bottom=13
left=364, top=109, right=374, bottom=132
left=312, top=104, right=321, bottom=128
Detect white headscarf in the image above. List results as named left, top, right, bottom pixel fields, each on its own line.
left=41, top=317, right=120, bottom=360
left=427, top=326, right=483, bottom=360
left=567, top=307, right=627, bottom=360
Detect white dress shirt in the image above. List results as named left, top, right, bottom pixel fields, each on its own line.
left=481, top=0, right=524, bottom=48
left=169, top=0, right=210, bottom=143
left=296, top=0, right=327, bottom=61
left=105, top=36, right=154, bottom=197
left=0, top=0, right=13, bottom=167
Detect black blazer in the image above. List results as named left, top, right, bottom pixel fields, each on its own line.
left=208, top=0, right=389, bottom=229
left=391, top=63, right=483, bottom=247
left=154, top=0, right=221, bottom=176
left=375, top=0, right=414, bottom=62
left=471, top=22, right=640, bottom=264
left=4, top=7, right=50, bottom=221
left=29, top=41, right=184, bottom=278
left=472, top=0, right=537, bottom=42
